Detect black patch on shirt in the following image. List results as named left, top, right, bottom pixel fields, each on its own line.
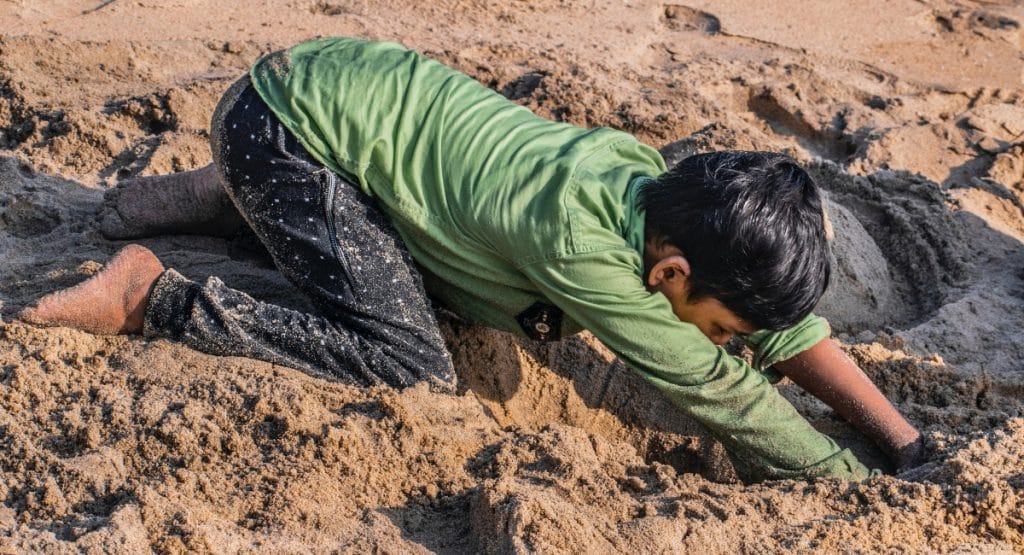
left=516, top=301, right=563, bottom=342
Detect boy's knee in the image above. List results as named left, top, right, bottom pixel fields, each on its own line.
left=208, top=75, right=254, bottom=181
left=409, top=343, right=457, bottom=393
left=424, top=366, right=458, bottom=394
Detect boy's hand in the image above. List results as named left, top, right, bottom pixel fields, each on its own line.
left=775, top=338, right=923, bottom=472
left=897, top=459, right=939, bottom=482
left=895, top=435, right=926, bottom=472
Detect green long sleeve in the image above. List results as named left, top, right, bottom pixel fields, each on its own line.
left=521, top=249, right=869, bottom=483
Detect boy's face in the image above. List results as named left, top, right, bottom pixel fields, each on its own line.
left=664, top=290, right=757, bottom=346
left=645, top=239, right=758, bottom=345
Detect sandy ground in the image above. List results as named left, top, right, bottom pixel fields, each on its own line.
left=1, top=0, right=1023, bottom=552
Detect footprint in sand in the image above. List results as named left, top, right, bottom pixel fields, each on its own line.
left=662, top=4, right=721, bottom=34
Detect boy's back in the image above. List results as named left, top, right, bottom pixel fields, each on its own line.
left=250, top=36, right=665, bottom=334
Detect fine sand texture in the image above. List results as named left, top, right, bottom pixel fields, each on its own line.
left=1, top=0, right=1023, bottom=552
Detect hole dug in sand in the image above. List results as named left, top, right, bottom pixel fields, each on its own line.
left=662, top=4, right=721, bottom=34
left=445, top=320, right=741, bottom=483
left=809, top=161, right=969, bottom=334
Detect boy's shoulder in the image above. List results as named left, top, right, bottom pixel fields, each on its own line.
left=553, top=137, right=664, bottom=255
left=459, top=127, right=664, bottom=266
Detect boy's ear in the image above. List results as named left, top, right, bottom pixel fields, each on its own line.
left=647, top=254, right=692, bottom=287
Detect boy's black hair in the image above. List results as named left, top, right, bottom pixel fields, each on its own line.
left=639, top=151, right=830, bottom=331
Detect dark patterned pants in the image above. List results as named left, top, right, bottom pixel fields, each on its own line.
left=143, top=76, right=455, bottom=391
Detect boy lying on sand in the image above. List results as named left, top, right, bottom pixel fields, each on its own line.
left=20, top=37, right=923, bottom=482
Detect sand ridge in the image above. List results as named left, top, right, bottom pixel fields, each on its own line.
left=1, top=0, right=1023, bottom=552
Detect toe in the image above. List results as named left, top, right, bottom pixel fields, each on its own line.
left=97, top=202, right=138, bottom=239
left=16, top=306, right=40, bottom=324
left=97, top=183, right=140, bottom=239
left=101, top=181, right=125, bottom=201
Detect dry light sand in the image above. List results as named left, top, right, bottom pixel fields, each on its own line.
left=1, top=0, right=1023, bottom=552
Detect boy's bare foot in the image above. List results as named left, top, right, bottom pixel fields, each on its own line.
left=18, top=245, right=165, bottom=335
left=98, top=164, right=244, bottom=239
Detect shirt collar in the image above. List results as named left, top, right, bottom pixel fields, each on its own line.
left=623, top=175, right=651, bottom=258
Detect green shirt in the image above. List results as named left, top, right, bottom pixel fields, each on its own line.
left=250, top=37, right=870, bottom=482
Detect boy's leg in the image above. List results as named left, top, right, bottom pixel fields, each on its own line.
left=24, top=75, right=454, bottom=391
left=98, top=164, right=246, bottom=239
left=97, top=76, right=261, bottom=239
left=141, top=76, right=455, bottom=390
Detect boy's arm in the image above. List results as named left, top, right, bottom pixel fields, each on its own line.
left=522, top=251, right=873, bottom=483
left=774, top=338, right=924, bottom=471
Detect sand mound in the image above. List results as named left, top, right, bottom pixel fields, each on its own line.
left=1, top=0, right=1023, bottom=552
left=1, top=317, right=1022, bottom=552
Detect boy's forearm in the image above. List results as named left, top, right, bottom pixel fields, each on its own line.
left=774, top=338, right=922, bottom=469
